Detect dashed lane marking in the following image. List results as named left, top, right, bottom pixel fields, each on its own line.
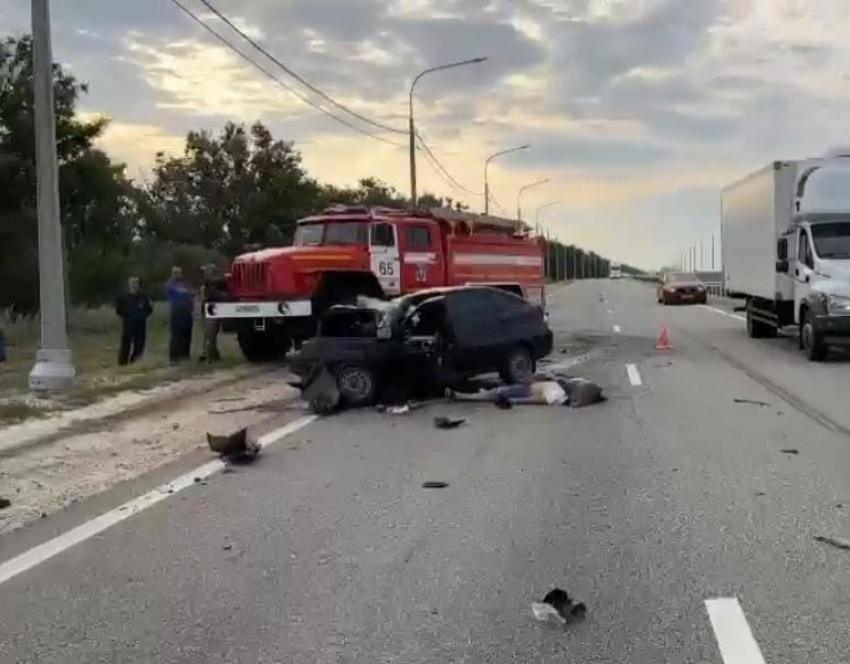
left=701, top=304, right=746, bottom=322
left=613, top=325, right=621, bottom=333
left=0, top=415, right=317, bottom=587
left=626, top=364, right=642, bottom=387
left=705, top=598, right=767, bottom=664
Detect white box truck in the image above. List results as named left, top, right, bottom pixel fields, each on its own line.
left=722, top=152, right=850, bottom=360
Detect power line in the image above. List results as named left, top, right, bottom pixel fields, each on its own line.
left=168, top=0, right=404, bottom=147
left=416, top=130, right=484, bottom=197
left=196, top=0, right=406, bottom=136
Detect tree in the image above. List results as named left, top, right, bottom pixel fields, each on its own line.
left=0, top=36, right=136, bottom=311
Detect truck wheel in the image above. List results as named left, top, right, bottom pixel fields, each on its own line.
left=335, top=365, right=377, bottom=407
left=501, top=346, right=535, bottom=384
left=237, top=329, right=289, bottom=362
left=801, top=310, right=827, bottom=361
left=746, top=308, right=776, bottom=339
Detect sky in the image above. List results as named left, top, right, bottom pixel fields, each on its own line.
left=3, top=0, right=850, bottom=269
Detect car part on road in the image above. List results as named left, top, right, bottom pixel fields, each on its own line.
left=814, top=534, right=850, bottom=550
left=206, top=428, right=260, bottom=462
left=422, top=481, right=449, bottom=489
left=733, top=398, right=771, bottom=407
left=780, top=448, right=799, bottom=455
left=434, top=416, right=465, bottom=429
left=0, top=497, right=10, bottom=510
left=532, top=588, right=587, bottom=624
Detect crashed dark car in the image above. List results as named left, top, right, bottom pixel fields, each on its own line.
left=289, top=286, right=554, bottom=408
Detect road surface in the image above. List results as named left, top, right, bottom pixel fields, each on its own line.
left=3, top=279, right=850, bottom=663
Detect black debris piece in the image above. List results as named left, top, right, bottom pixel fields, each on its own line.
left=221, top=467, right=237, bottom=475
left=532, top=588, right=587, bottom=624
left=814, top=534, right=850, bottom=550
left=0, top=497, right=11, bottom=510
left=222, top=544, right=233, bottom=551
left=780, top=449, right=799, bottom=455
left=734, top=398, right=770, bottom=407
left=207, top=428, right=261, bottom=463
left=193, top=477, right=201, bottom=484
left=434, top=416, right=465, bottom=430
left=422, top=481, right=449, bottom=489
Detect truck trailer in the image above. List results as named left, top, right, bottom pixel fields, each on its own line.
left=722, top=152, right=850, bottom=360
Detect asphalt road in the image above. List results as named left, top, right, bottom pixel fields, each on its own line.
left=3, top=279, right=850, bottom=663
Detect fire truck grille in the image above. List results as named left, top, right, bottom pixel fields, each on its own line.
left=232, top=262, right=269, bottom=292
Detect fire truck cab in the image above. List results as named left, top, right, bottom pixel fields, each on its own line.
left=207, top=206, right=546, bottom=361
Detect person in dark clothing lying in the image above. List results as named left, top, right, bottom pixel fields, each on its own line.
left=116, top=276, right=153, bottom=365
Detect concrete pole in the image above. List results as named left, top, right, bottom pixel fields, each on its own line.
left=29, top=0, right=75, bottom=392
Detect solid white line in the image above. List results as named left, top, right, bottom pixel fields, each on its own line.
left=705, top=598, right=767, bottom=664
left=0, top=415, right=317, bottom=587
left=701, top=304, right=746, bottom=322
left=626, top=363, right=642, bottom=387
left=613, top=325, right=622, bottom=333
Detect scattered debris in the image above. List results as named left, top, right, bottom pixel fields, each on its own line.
left=434, top=416, right=465, bottom=430
left=531, top=588, right=587, bottom=624
left=815, top=534, right=850, bottom=550
left=0, top=497, right=11, bottom=510
left=422, top=481, right=449, bottom=489
left=387, top=404, right=411, bottom=415
left=207, top=428, right=261, bottom=463
left=171, top=423, right=181, bottom=431
left=222, top=544, right=233, bottom=551
left=755, top=491, right=766, bottom=496
left=780, top=449, right=799, bottom=455
left=193, top=477, right=201, bottom=484
left=734, top=398, right=770, bottom=407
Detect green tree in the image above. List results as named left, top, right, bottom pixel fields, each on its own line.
left=0, top=35, right=136, bottom=311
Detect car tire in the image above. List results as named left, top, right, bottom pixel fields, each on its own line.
left=334, top=364, right=378, bottom=406
left=501, top=346, right=535, bottom=384
left=801, top=310, right=828, bottom=362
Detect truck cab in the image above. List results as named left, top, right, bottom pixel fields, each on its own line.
left=778, top=161, right=850, bottom=359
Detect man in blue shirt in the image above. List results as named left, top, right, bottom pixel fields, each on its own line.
left=165, top=266, right=194, bottom=362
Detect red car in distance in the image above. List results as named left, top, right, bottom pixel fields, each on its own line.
left=657, top=272, right=708, bottom=305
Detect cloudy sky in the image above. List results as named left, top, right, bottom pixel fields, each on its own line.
left=2, top=0, right=850, bottom=268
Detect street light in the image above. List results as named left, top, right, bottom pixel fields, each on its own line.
left=409, top=56, right=487, bottom=207
left=484, top=144, right=531, bottom=215
left=29, top=0, right=75, bottom=392
left=517, top=178, right=549, bottom=222
left=535, top=200, right=562, bottom=234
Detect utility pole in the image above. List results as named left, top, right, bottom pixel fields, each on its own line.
left=700, top=240, right=704, bottom=271
left=29, top=0, right=75, bottom=392
left=712, top=233, right=715, bottom=270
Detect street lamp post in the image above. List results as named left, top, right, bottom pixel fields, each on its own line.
left=29, top=0, right=75, bottom=392
left=534, top=201, right=561, bottom=234
left=409, top=57, right=487, bottom=207
left=484, top=144, right=530, bottom=215
left=517, top=178, right=549, bottom=222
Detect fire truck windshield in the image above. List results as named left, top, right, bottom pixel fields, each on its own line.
left=294, top=222, right=368, bottom=247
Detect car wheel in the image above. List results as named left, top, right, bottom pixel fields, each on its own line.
left=335, top=365, right=378, bottom=406
left=501, top=346, right=535, bottom=384
left=801, top=310, right=828, bottom=361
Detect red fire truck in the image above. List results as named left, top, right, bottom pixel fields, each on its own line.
left=206, top=206, right=546, bottom=361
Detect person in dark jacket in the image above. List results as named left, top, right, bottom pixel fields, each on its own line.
left=165, top=266, right=195, bottom=362
left=116, top=276, right=153, bottom=365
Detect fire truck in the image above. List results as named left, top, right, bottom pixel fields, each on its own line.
left=206, top=206, right=546, bottom=361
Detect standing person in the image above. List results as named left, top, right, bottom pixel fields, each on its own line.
left=165, top=266, right=194, bottom=362
left=115, top=276, right=153, bottom=365
left=199, top=264, right=229, bottom=362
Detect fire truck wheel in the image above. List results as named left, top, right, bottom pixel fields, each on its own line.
left=500, top=346, right=535, bottom=385
left=334, top=364, right=377, bottom=407
left=237, top=329, right=289, bottom=362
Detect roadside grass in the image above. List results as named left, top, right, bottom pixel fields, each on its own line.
left=0, top=303, right=246, bottom=422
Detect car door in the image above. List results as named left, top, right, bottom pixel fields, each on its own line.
left=444, top=290, right=500, bottom=372
left=794, top=226, right=814, bottom=324
left=369, top=222, right=401, bottom=296
left=400, top=223, right=443, bottom=292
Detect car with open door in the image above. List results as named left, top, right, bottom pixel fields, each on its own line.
left=289, top=286, right=553, bottom=407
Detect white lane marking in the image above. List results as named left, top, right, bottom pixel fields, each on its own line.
left=705, top=598, right=767, bottom=664
left=0, top=415, right=317, bottom=587
left=626, top=363, right=642, bottom=386
left=701, top=305, right=746, bottom=322
left=607, top=309, right=613, bottom=314
left=613, top=325, right=622, bottom=333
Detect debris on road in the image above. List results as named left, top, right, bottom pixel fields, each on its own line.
left=422, top=481, right=449, bottom=489
left=0, top=497, right=11, bottom=510
left=780, top=448, right=800, bottom=455
left=301, top=367, right=341, bottom=415
left=206, top=428, right=261, bottom=462
left=734, top=398, right=771, bottom=407
left=814, top=534, right=850, bottom=550
left=222, top=543, right=233, bottom=551
left=434, top=416, right=466, bottom=430
left=531, top=588, right=587, bottom=624
left=387, top=404, right=411, bottom=415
